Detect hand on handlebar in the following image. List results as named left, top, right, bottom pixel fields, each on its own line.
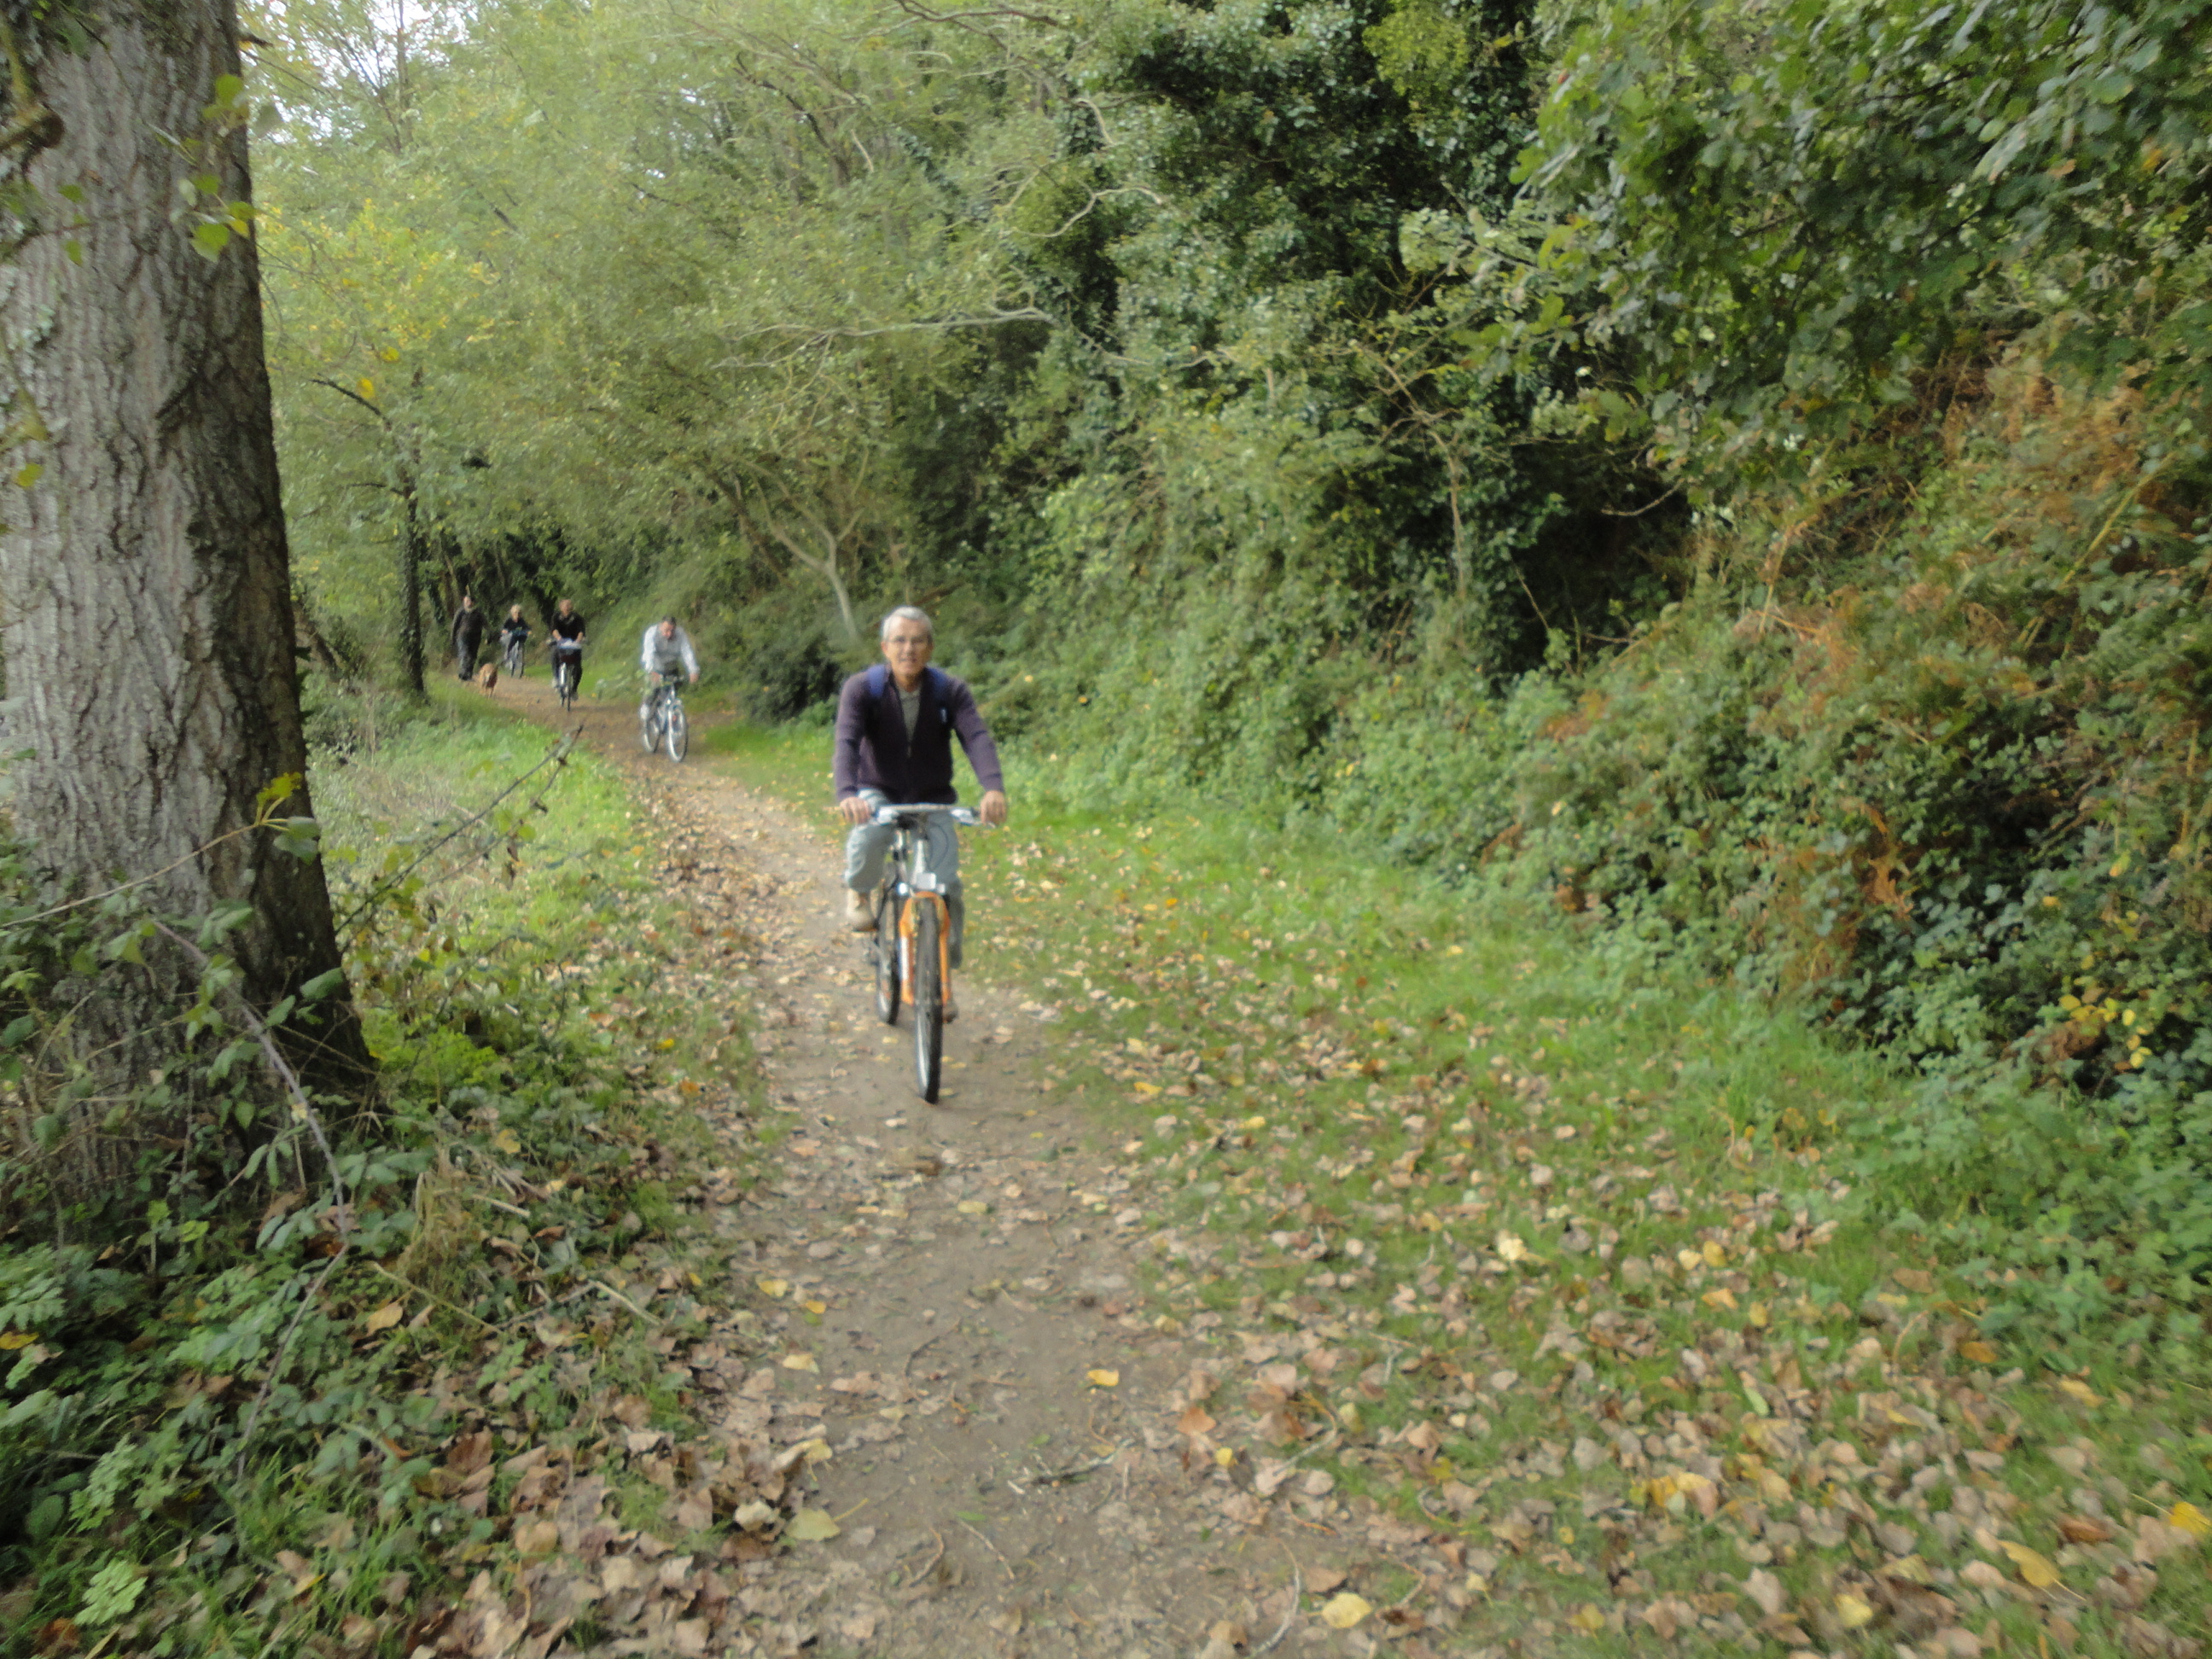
left=835, top=795, right=875, bottom=826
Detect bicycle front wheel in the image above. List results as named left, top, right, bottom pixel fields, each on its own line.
left=873, top=889, right=900, bottom=1025
left=667, top=703, right=688, bottom=762
left=911, top=898, right=944, bottom=1103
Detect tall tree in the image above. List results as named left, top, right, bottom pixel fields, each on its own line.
left=1, top=0, right=370, bottom=1173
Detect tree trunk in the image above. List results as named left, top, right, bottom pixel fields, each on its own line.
left=1, top=0, right=372, bottom=1182
left=399, top=473, right=428, bottom=696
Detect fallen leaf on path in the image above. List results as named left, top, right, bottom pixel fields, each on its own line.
left=1086, top=1368, right=1120, bottom=1388
left=779, top=1352, right=818, bottom=1372
left=756, top=1278, right=789, bottom=1299
left=2166, top=1502, right=2210, bottom=1540
left=1833, top=1592, right=1875, bottom=1629
left=1999, top=1540, right=2062, bottom=1587
left=1319, top=1592, right=1371, bottom=1629
left=786, top=1508, right=840, bottom=1542
left=2058, top=1378, right=2100, bottom=1407
left=363, top=1301, right=404, bottom=1334
left=1743, top=1568, right=1785, bottom=1616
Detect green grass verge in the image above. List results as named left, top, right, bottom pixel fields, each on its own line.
left=708, top=719, right=2212, bottom=1659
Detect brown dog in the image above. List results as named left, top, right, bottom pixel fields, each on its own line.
left=478, top=661, right=499, bottom=691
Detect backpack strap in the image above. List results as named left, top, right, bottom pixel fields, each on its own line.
left=926, top=666, right=952, bottom=726
left=867, top=663, right=888, bottom=700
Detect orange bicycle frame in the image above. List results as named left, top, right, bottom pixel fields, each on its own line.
left=896, top=892, right=952, bottom=1006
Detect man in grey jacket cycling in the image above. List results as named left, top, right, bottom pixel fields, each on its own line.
left=638, top=617, right=699, bottom=730
left=833, top=607, right=1008, bottom=978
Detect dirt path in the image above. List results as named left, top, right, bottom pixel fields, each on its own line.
left=490, top=677, right=1464, bottom=1659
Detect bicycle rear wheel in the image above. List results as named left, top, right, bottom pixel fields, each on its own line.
left=911, top=899, right=944, bottom=1103
left=639, top=698, right=658, bottom=752
left=873, top=889, right=900, bottom=1025
left=667, top=702, right=688, bottom=762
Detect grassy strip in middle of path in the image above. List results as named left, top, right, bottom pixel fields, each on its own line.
left=706, top=718, right=2212, bottom=1659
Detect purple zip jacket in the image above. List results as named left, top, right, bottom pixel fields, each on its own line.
left=832, top=665, right=1004, bottom=805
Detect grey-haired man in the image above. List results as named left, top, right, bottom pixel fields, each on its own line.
left=831, top=607, right=1008, bottom=973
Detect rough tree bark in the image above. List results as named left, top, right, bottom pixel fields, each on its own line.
left=0, top=0, right=372, bottom=1171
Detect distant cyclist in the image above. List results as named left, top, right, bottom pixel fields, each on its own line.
left=638, top=616, right=700, bottom=721
left=833, top=606, right=1008, bottom=966
left=500, top=605, right=531, bottom=672
left=549, top=597, right=586, bottom=687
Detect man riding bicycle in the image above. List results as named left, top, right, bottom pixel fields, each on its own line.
left=639, top=616, right=699, bottom=693
left=833, top=607, right=1008, bottom=991
left=549, top=597, right=585, bottom=687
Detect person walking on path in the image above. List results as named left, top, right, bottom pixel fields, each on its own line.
left=451, top=594, right=486, bottom=681
left=831, top=606, right=1008, bottom=971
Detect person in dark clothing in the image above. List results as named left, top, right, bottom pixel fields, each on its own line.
left=452, top=594, right=486, bottom=680
left=500, top=605, right=530, bottom=673
left=832, top=606, right=1008, bottom=967
left=548, top=598, right=586, bottom=692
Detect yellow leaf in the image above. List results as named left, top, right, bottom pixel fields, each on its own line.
left=1702, top=1288, right=1738, bottom=1311
left=493, top=1129, right=521, bottom=1154
left=801, top=1299, right=828, bottom=1315
left=1214, top=1447, right=1237, bottom=1468
left=957, top=1199, right=989, bottom=1215
left=2164, top=1501, right=2210, bottom=1540
left=1494, top=1231, right=1529, bottom=1264
left=1834, top=1593, right=1875, bottom=1629
left=363, top=1301, right=404, bottom=1334
left=357, top=377, right=375, bottom=399
left=1746, top=1301, right=1769, bottom=1328
left=1701, top=1239, right=1727, bottom=1267
left=780, top=1352, right=818, bottom=1372
left=756, top=1278, right=790, bottom=1299
left=1086, top=1369, right=1120, bottom=1388
left=1131, top=1080, right=1160, bottom=1096
left=1998, top=1540, right=2062, bottom=1588
left=1319, top=1592, right=1372, bottom=1630
left=1566, top=1605, right=1605, bottom=1634
left=0, top=1331, right=35, bottom=1350
left=1959, top=1339, right=2000, bottom=1365
left=787, top=1507, right=841, bottom=1541
left=2058, top=1378, right=2101, bottom=1407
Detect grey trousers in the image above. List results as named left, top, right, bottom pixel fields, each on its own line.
left=844, top=790, right=964, bottom=966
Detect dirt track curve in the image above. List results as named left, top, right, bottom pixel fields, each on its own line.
left=494, top=670, right=1468, bottom=1659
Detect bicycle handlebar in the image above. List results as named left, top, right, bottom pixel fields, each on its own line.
left=871, top=804, right=984, bottom=828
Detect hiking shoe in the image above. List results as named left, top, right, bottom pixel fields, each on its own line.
left=843, top=888, right=876, bottom=933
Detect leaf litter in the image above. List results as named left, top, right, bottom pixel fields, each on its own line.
left=448, top=688, right=2212, bottom=1659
